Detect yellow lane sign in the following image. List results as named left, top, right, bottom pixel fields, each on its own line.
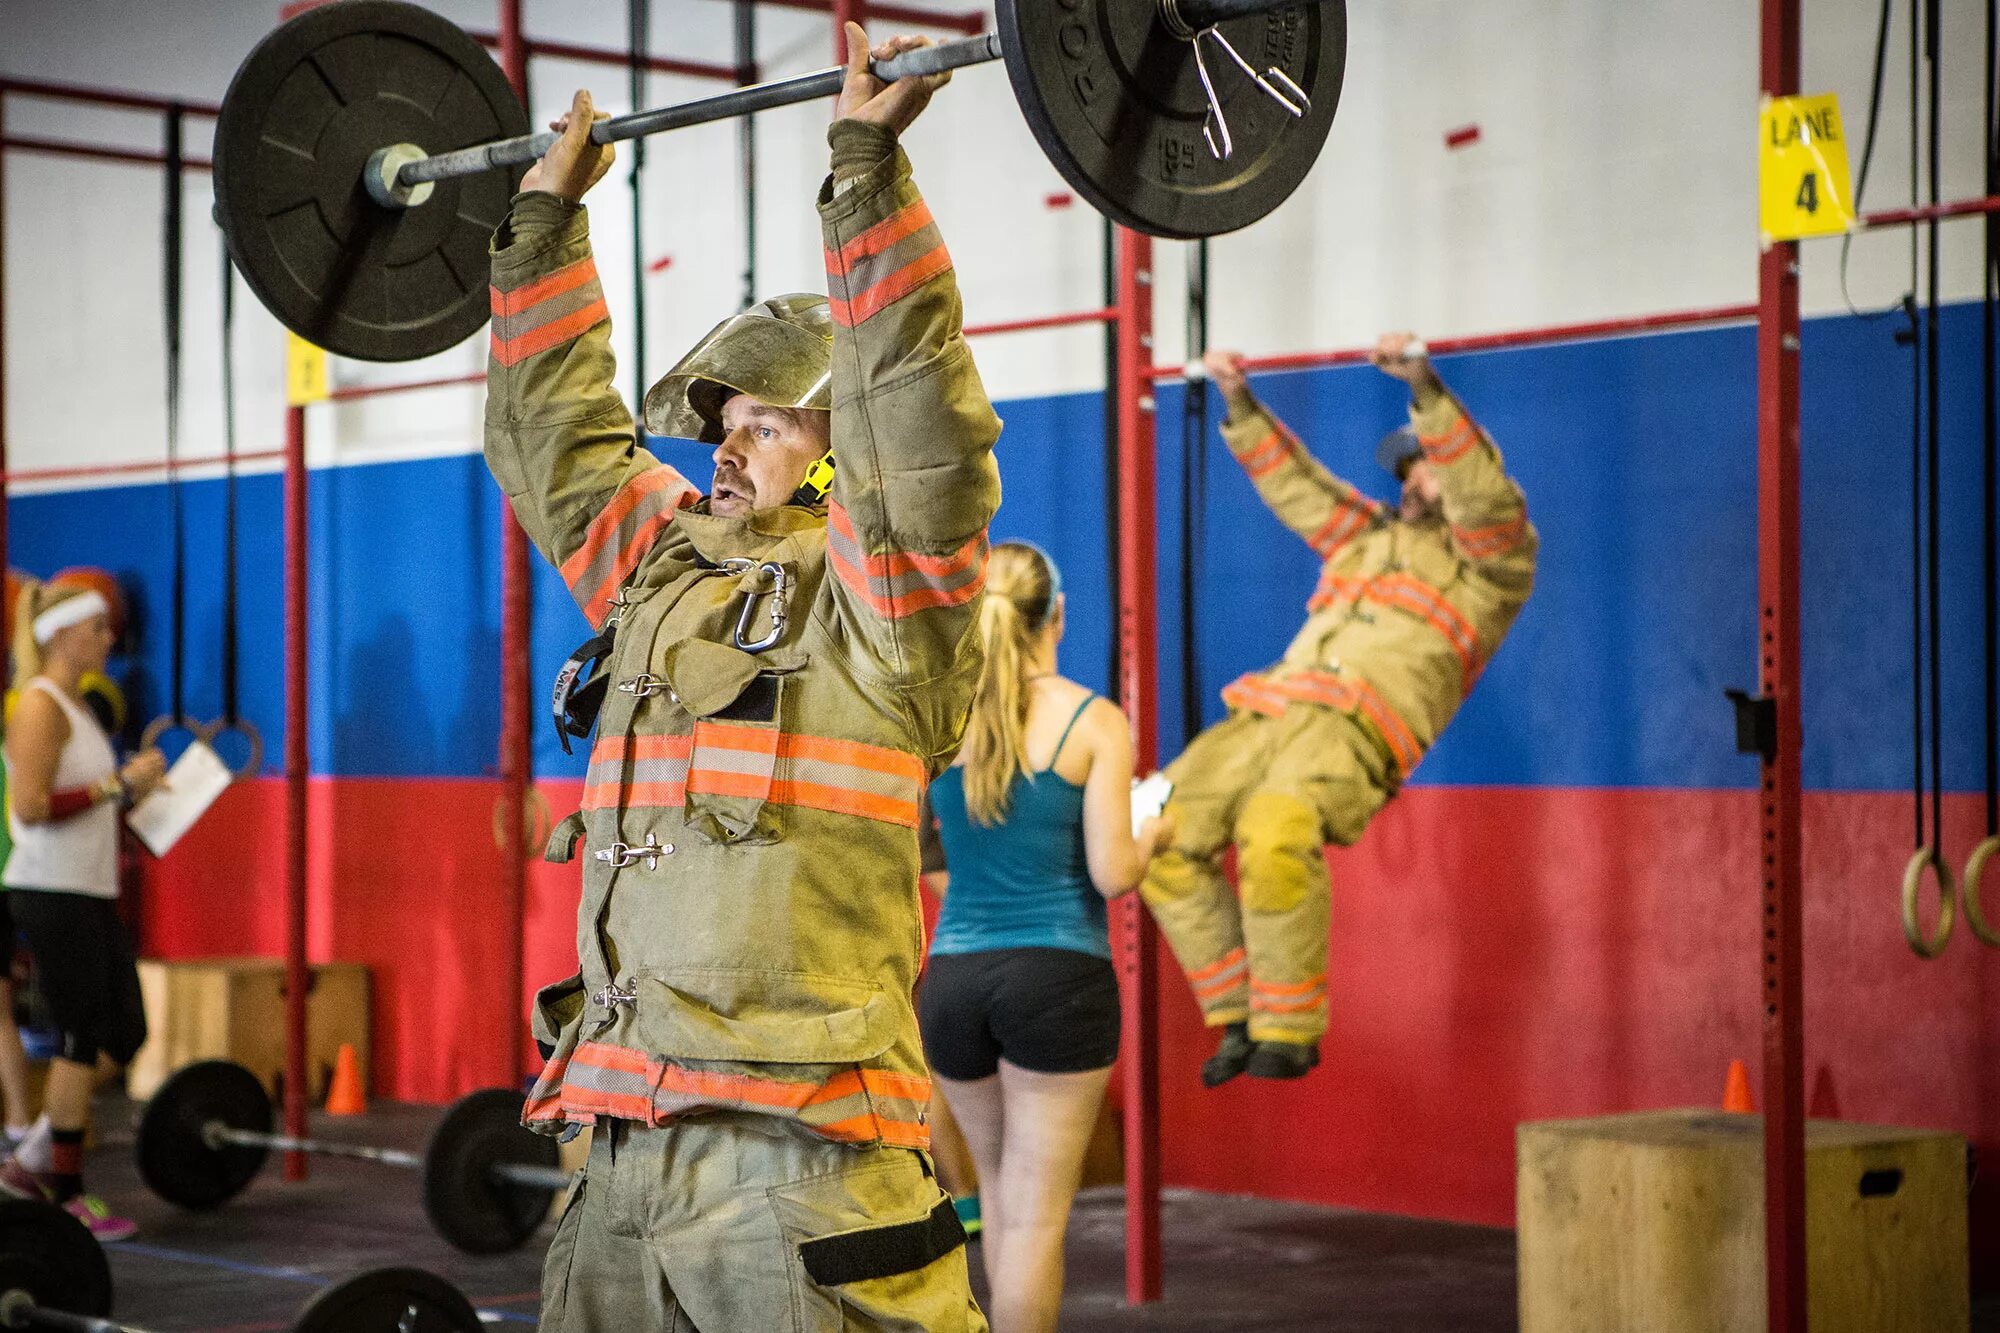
left=1760, top=93, right=1856, bottom=244
left=286, top=332, right=329, bottom=406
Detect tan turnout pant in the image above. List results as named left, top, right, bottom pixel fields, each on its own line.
left=1140, top=705, right=1393, bottom=1045
left=539, top=1114, right=986, bottom=1332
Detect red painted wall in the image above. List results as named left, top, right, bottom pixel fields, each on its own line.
left=139, top=779, right=2000, bottom=1273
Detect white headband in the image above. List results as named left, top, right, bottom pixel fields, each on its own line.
left=33, top=590, right=110, bottom=645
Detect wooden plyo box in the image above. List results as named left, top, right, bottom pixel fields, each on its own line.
left=128, top=958, right=370, bottom=1104
left=1518, top=1109, right=1967, bottom=1333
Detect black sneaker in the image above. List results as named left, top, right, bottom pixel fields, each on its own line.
left=1246, top=1039, right=1321, bottom=1080
left=1200, top=1023, right=1254, bottom=1088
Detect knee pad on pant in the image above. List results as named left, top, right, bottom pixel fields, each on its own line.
left=1141, top=844, right=1217, bottom=908
left=1235, top=791, right=1324, bottom=915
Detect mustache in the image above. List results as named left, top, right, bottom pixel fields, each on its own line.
left=712, top=468, right=747, bottom=494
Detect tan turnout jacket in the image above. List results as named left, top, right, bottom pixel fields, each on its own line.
left=484, top=122, right=1000, bottom=1150
left=1217, top=392, right=1536, bottom=780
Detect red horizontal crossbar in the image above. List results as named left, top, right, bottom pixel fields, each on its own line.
left=1155, top=302, right=1761, bottom=379
left=0, top=77, right=219, bottom=118
left=326, top=372, right=489, bottom=402
left=0, top=136, right=211, bottom=171
left=468, top=30, right=744, bottom=82
left=1855, top=193, right=2000, bottom=229
left=3, top=449, right=285, bottom=487
left=964, top=306, right=1118, bottom=338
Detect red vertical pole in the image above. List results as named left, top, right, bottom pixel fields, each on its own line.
left=282, top=404, right=309, bottom=1179
left=832, top=0, right=859, bottom=61
left=1112, top=225, right=1162, bottom=1306
left=1757, top=0, right=1806, bottom=1327
left=497, top=0, right=530, bottom=1092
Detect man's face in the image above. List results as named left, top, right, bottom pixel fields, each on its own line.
left=1400, top=459, right=1443, bottom=523
left=710, top=393, right=832, bottom=517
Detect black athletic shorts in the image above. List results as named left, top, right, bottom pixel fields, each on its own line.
left=0, top=893, right=14, bottom=975
left=918, top=947, right=1119, bottom=1080
left=9, top=891, right=146, bottom=1066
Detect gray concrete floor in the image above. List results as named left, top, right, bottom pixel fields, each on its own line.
left=63, top=1097, right=1998, bottom=1331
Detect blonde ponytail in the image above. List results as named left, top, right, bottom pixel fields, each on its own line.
left=11, top=580, right=46, bottom=687
left=961, top=542, right=1058, bottom=825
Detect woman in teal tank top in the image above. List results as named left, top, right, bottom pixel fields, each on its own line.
left=919, top=543, right=1171, bottom=1333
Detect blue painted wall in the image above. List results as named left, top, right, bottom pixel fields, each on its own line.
left=13, top=301, right=1991, bottom=792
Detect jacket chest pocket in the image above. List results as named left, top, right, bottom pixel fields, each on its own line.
left=662, top=638, right=802, bottom=846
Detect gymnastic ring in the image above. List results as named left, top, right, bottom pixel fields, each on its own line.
left=1961, top=835, right=2000, bottom=949
left=493, top=786, right=552, bottom=859
left=1900, top=845, right=1956, bottom=960
left=139, top=712, right=215, bottom=758
left=204, top=717, right=265, bottom=782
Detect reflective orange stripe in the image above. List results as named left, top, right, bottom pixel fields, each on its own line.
left=492, top=256, right=598, bottom=316
left=489, top=257, right=609, bottom=367
left=1365, top=574, right=1483, bottom=690
left=1195, top=972, right=1247, bottom=1001
left=826, top=503, right=988, bottom=619
left=560, top=467, right=699, bottom=625
left=1418, top=415, right=1479, bottom=465
left=1237, top=430, right=1291, bottom=478
left=1187, top=946, right=1246, bottom=983
left=1251, top=975, right=1326, bottom=998
left=826, top=198, right=938, bottom=275
left=829, top=245, right=952, bottom=327
left=1452, top=512, right=1528, bottom=559
left=1251, top=993, right=1327, bottom=1015
left=1222, top=671, right=1425, bottom=775
left=1307, top=493, right=1379, bottom=557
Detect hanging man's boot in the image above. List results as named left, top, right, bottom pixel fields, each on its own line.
left=1246, top=1039, right=1320, bottom=1080
left=1200, top=1023, right=1255, bottom=1087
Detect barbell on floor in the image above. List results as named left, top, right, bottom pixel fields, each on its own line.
left=213, top=0, right=1347, bottom=361
left=0, top=1197, right=482, bottom=1332
left=138, top=1061, right=568, bottom=1255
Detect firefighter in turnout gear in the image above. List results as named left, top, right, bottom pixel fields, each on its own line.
left=1142, top=335, right=1536, bottom=1085
left=484, top=26, right=998, bottom=1332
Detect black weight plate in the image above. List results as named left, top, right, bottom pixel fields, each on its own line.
left=213, top=0, right=528, bottom=362
left=0, top=1199, right=113, bottom=1318
left=137, top=1059, right=272, bottom=1210
left=294, top=1266, right=482, bottom=1333
left=995, top=0, right=1344, bottom=240
left=421, top=1087, right=560, bottom=1254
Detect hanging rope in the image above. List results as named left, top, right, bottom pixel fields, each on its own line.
left=1102, top=217, right=1123, bottom=703
left=1903, top=0, right=1956, bottom=956
left=735, top=0, right=758, bottom=310
left=209, top=235, right=262, bottom=781
left=141, top=103, right=196, bottom=755
left=629, top=0, right=650, bottom=411
left=1963, top=0, right=2000, bottom=945
left=1179, top=240, right=1209, bottom=749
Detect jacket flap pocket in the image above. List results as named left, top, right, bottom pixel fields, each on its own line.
left=635, top=971, right=895, bottom=1064
left=658, top=638, right=764, bottom=718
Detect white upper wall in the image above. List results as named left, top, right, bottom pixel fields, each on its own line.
left=1, top=0, right=1992, bottom=485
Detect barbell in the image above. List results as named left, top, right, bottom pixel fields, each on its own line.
left=0, top=1197, right=482, bottom=1332
left=138, top=1060, right=568, bottom=1254
left=213, top=0, right=1346, bottom=362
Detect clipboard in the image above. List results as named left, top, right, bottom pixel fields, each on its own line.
left=126, top=740, right=232, bottom=857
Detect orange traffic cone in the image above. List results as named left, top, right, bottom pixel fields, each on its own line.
left=325, top=1042, right=367, bottom=1117
left=1721, top=1058, right=1756, bottom=1113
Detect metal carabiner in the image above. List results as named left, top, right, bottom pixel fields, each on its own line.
left=718, top=559, right=789, bottom=653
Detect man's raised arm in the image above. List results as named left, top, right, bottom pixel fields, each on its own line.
left=815, top=26, right=1003, bottom=762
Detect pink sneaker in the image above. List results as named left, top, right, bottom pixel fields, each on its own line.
left=0, top=1155, right=49, bottom=1202
left=62, top=1195, right=137, bottom=1243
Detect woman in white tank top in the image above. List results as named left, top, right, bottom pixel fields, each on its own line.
left=0, top=581, right=163, bottom=1239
